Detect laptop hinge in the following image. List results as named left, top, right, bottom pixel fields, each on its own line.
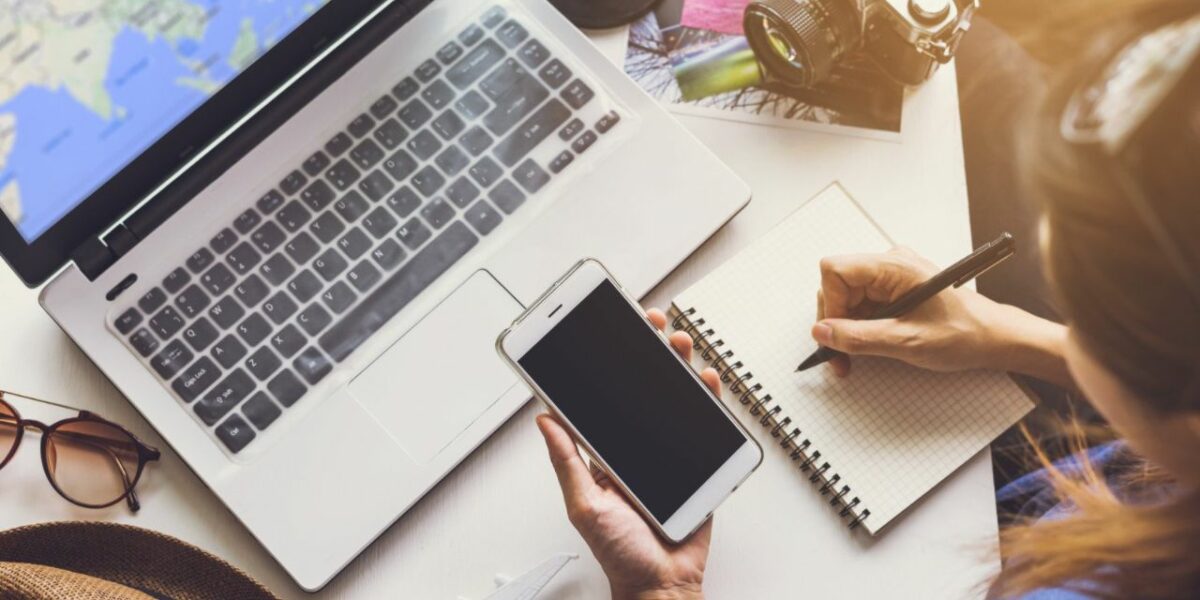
left=71, top=237, right=117, bottom=280
left=103, top=225, right=140, bottom=257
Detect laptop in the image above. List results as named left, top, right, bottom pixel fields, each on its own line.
left=1, top=0, right=749, bottom=590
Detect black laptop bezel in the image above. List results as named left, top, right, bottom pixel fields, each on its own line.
left=0, top=1, right=394, bottom=286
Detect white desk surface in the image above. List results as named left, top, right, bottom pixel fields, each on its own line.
left=0, top=28, right=1001, bottom=599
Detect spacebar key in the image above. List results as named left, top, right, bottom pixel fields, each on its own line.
left=319, top=222, right=479, bottom=362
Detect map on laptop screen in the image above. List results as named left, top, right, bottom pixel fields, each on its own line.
left=0, top=0, right=331, bottom=243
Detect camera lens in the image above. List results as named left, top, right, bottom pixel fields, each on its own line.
left=744, top=0, right=863, bottom=87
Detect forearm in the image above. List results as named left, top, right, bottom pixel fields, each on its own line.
left=987, top=304, right=1076, bottom=390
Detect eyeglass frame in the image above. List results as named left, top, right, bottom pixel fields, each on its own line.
left=0, top=391, right=161, bottom=512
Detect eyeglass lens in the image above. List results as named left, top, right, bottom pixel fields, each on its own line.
left=0, top=400, right=18, bottom=468
left=44, top=419, right=142, bottom=507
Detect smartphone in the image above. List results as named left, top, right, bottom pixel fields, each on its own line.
left=497, top=259, right=762, bottom=542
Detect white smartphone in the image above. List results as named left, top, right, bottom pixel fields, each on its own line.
left=497, top=259, right=763, bottom=542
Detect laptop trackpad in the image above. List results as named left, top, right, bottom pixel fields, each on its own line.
left=349, top=271, right=524, bottom=465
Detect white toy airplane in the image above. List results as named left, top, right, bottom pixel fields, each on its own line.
left=460, top=553, right=578, bottom=600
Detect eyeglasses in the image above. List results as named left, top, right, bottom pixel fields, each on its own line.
left=0, top=390, right=160, bottom=511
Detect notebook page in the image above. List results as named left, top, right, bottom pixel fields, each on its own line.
left=674, top=184, right=1033, bottom=534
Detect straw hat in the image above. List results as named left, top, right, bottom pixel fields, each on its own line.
left=0, top=522, right=276, bottom=599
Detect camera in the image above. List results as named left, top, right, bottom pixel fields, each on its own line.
left=743, top=0, right=978, bottom=88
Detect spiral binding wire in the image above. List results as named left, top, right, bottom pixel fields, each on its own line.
left=670, top=305, right=871, bottom=531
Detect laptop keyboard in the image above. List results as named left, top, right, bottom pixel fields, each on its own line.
left=110, top=5, right=622, bottom=456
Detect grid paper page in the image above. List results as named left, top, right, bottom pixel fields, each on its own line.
left=674, top=183, right=1033, bottom=534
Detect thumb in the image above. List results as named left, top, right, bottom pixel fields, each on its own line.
left=812, top=318, right=907, bottom=358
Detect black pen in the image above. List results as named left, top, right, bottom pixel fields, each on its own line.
left=796, top=232, right=1017, bottom=372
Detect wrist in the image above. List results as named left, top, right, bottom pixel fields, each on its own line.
left=987, top=304, right=1073, bottom=388
left=611, top=582, right=704, bottom=600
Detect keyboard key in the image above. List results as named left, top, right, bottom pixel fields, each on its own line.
left=387, top=187, right=423, bottom=219
left=460, top=126, right=494, bottom=156
left=293, top=348, right=333, bottom=385
left=322, top=281, right=358, bottom=314
left=407, top=130, right=442, bottom=161
left=370, top=94, right=400, bottom=120
left=313, top=248, right=349, bottom=281
left=276, top=199, right=312, bottom=233
left=362, top=206, right=399, bottom=239
left=280, top=170, right=308, bottom=196
left=245, top=346, right=282, bottom=381
left=597, top=111, right=621, bottom=133
left=397, top=218, right=432, bottom=250
left=186, top=248, right=215, bottom=274
left=172, top=357, right=221, bottom=403
left=303, top=151, right=331, bottom=177
left=518, top=39, right=550, bottom=68
left=549, top=150, right=574, bottom=174
left=149, top=306, right=186, bottom=339
left=422, top=80, right=456, bottom=110
left=334, top=191, right=371, bottom=223
left=455, top=90, right=490, bottom=119
left=195, top=369, right=254, bottom=426
left=437, top=41, right=464, bottom=64
left=559, top=118, right=584, bottom=141
left=326, top=159, right=362, bottom=191
left=227, top=242, right=261, bottom=275
left=212, top=335, right=248, bottom=369
left=539, top=59, right=572, bottom=88
left=216, top=415, right=256, bottom=454
left=235, top=274, right=270, bottom=308
left=459, top=24, right=484, bottom=46
left=513, top=159, right=551, bottom=193
left=130, top=329, right=159, bottom=357
left=483, top=65, right=549, bottom=136
left=258, top=192, right=286, bottom=217
left=448, top=39, right=505, bottom=90
left=421, top=199, right=456, bottom=229
left=210, top=228, right=238, bottom=254
left=572, top=130, right=598, bottom=154
left=236, top=313, right=272, bottom=346
left=392, top=76, right=420, bottom=101
left=287, top=270, right=323, bottom=303
left=325, top=132, right=354, bottom=157
left=494, top=99, right=570, bottom=167
left=348, top=113, right=376, bottom=138
left=465, top=200, right=503, bottom=236
left=432, top=111, right=466, bottom=140
left=310, top=212, right=346, bottom=244
left=139, top=287, right=167, bottom=313
left=281, top=237, right=319, bottom=272
left=446, top=178, right=480, bottom=208
left=200, top=263, right=236, bottom=296
left=359, top=170, right=396, bottom=202
left=490, top=180, right=526, bottom=214
left=482, top=6, right=507, bottom=28
left=350, top=139, right=385, bottom=170
left=338, top=228, right=373, bottom=260
left=371, top=239, right=407, bottom=271
left=412, top=166, right=446, bottom=197
left=301, top=180, right=336, bottom=211
left=234, top=209, right=262, bottom=234
left=115, top=308, right=141, bottom=335
left=297, top=304, right=333, bottom=336
left=469, top=157, right=504, bottom=188
left=182, top=317, right=219, bottom=352
left=382, top=149, right=419, bottom=181
left=263, top=291, right=299, bottom=325
left=268, top=370, right=307, bottom=407
left=415, top=59, right=441, bottom=83
left=251, top=222, right=286, bottom=254
left=163, top=268, right=190, bottom=294
left=271, top=324, right=307, bottom=359
left=561, top=79, right=595, bottom=109
left=435, top=146, right=470, bottom=176
left=260, top=254, right=296, bottom=287
left=373, top=118, right=407, bottom=149
left=209, top=296, right=245, bottom=330
left=243, top=392, right=282, bottom=430
left=398, top=99, right=433, bottom=129
left=319, top=222, right=479, bottom=362
left=152, top=340, right=193, bottom=379
left=347, top=261, right=382, bottom=293
left=497, top=20, right=529, bottom=48
left=175, top=284, right=211, bottom=319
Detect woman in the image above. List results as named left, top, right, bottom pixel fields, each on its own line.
left=534, top=2, right=1200, bottom=598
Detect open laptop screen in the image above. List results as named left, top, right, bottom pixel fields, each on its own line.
left=0, top=1, right=333, bottom=244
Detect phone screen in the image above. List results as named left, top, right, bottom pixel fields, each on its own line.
left=519, top=280, right=747, bottom=523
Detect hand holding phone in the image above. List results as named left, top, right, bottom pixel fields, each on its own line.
left=534, top=308, right=722, bottom=599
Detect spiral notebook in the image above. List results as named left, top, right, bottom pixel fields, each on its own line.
left=670, top=183, right=1033, bottom=535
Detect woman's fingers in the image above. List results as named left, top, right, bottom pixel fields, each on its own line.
left=536, top=414, right=595, bottom=507
left=669, top=331, right=693, bottom=362
left=700, top=367, right=721, bottom=397
left=647, top=308, right=668, bottom=331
